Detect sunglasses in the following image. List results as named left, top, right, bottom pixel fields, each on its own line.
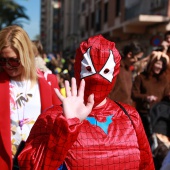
left=0, top=57, right=21, bottom=67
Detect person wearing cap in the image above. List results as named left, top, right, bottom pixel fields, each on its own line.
left=18, top=35, right=154, bottom=170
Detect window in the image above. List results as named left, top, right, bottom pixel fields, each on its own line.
left=86, top=16, right=89, bottom=31
left=104, top=2, right=108, bottom=22
left=116, top=0, right=120, bottom=17
left=82, top=2, right=85, bottom=11
left=91, top=12, right=95, bottom=29
left=150, top=0, right=164, bottom=9
left=95, top=2, right=101, bottom=32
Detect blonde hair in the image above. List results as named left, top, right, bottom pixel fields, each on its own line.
left=0, top=25, right=38, bottom=83
left=32, top=42, right=39, bottom=57
left=32, top=40, right=44, bottom=58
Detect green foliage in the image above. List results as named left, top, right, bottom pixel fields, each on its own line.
left=0, top=0, right=30, bottom=29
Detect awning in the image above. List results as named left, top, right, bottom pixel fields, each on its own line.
left=113, top=14, right=170, bottom=34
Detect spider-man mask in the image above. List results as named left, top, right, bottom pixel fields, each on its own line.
left=74, top=34, right=121, bottom=107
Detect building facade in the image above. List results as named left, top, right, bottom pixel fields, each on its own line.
left=40, top=0, right=170, bottom=55
left=40, top=0, right=61, bottom=53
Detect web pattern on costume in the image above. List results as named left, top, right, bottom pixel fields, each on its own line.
left=18, top=102, right=154, bottom=170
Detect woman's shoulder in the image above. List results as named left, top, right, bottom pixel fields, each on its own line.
left=0, top=71, right=9, bottom=80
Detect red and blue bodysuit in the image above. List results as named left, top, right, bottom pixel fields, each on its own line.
left=18, top=35, right=154, bottom=170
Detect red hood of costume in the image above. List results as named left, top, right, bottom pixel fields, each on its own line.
left=74, top=34, right=121, bottom=106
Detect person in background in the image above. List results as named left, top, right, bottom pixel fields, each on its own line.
left=18, top=34, right=154, bottom=170
left=161, top=31, right=170, bottom=57
left=0, top=25, right=61, bottom=170
left=161, top=31, right=170, bottom=86
left=58, top=69, right=71, bottom=97
left=62, top=55, right=75, bottom=78
left=109, top=41, right=144, bottom=105
left=132, top=55, right=149, bottom=80
left=160, top=150, right=170, bottom=170
left=46, top=53, right=59, bottom=74
left=131, top=51, right=170, bottom=142
left=32, top=40, right=52, bottom=74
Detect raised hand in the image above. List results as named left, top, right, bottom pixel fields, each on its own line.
left=55, top=77, right=94, bottom=122
left=146, top=95, right=158, bottom=103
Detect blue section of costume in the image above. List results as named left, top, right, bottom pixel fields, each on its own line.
left=58, top=163, right=67, bottom=170
left=86, top=115, right=113, bottom=134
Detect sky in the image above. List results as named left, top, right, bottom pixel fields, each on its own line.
left=15, top=0, right=40, bottom=40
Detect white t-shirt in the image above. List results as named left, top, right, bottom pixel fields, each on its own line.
left=10, top=80, right=41, bottom=157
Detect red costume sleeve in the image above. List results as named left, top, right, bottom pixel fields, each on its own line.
left=18, top=102, right=155, bottom=170
left=18, top=105, right=82, bottom=170
left=46, top=73, right=61, bottom=105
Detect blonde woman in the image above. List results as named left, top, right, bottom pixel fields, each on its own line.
left=0, top=25, right=60, bottom=170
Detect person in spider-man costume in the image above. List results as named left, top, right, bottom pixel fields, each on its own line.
left=18, top=35, right=155, bottom=170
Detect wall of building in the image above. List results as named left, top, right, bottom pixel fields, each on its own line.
left=40, top=0, right=170, bottom=55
